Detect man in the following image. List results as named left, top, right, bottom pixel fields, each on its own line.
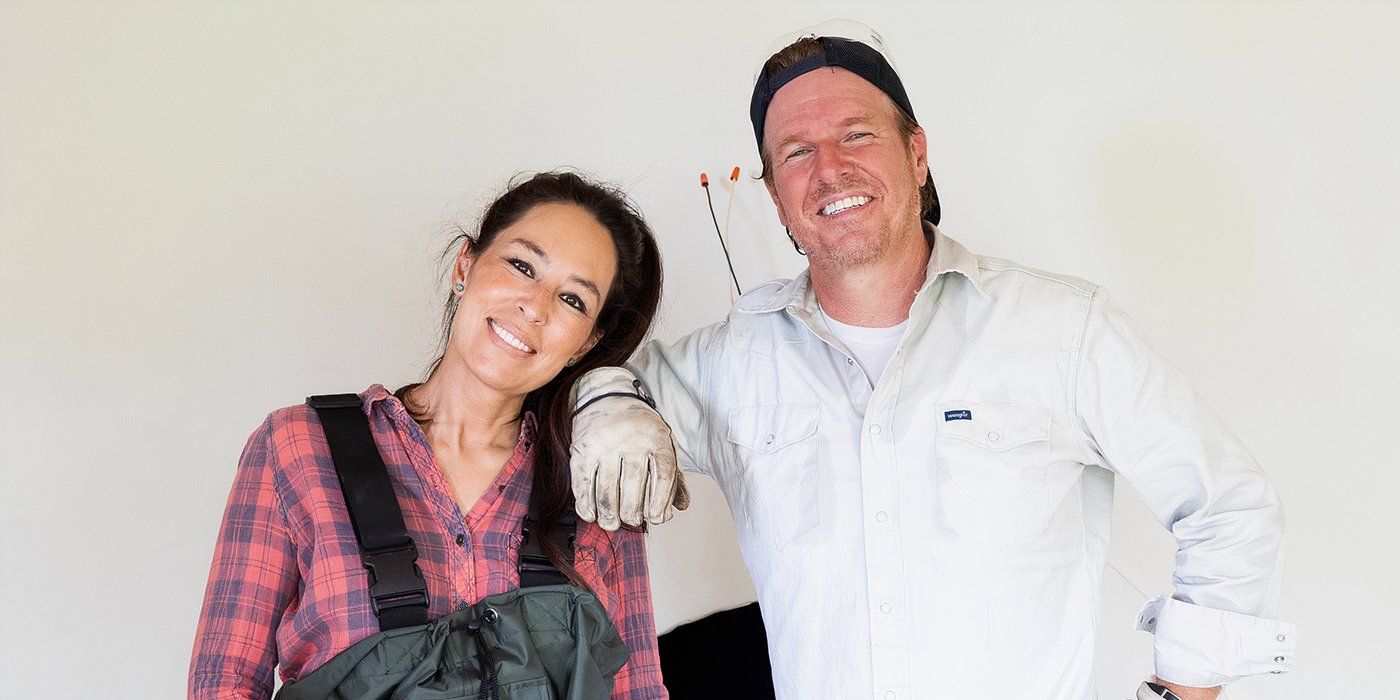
left=569, top=21, right=1294, bottom=700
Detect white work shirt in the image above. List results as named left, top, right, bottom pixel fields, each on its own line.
left=818, top=305, right=907, bottom=386
left=630, top=226, right=1295, bottom=699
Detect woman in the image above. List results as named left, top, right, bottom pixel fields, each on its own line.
left=190, top=172, right=667, bottom=698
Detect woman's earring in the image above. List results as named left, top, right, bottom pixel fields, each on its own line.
left=454, top=283, right=464, bottom=294
left=566, top=358, right=577, bottom=367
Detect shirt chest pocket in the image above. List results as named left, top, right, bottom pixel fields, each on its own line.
left=935, top=402, right=1052, bottom=551
left=726, top=403, right=821, bottom=551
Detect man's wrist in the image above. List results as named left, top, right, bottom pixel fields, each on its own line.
left=1150, top=677, right=1221, bottom=700
left=572, top=366, right=639, bottom=404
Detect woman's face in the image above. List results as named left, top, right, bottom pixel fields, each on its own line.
left=448, top=202, right=618, bottom=399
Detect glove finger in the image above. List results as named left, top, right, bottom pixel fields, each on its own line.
left=618, top=453, right=647, bottom=528
left=671, top=473, right=691, bottom=511
left=644, top=449, right=678, bottom=525
left=570, top=452, right=598, bottom=523
left=594, top=454, right=623, bottom=532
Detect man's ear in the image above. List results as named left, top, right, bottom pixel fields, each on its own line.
left=909, top=124, right=929, bottom=185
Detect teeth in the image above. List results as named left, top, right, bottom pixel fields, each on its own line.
left=820, top=196, right=872, bottom=216
left=490, top=320, right=534, bottom=353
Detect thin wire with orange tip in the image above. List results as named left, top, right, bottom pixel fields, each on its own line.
left=700, top=171, right=743, bottom=295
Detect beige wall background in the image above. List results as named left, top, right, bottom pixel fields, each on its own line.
left=2, top=1, right=1396, bottom=697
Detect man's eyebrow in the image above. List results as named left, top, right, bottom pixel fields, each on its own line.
left=773, top=134, right=805, bottom=153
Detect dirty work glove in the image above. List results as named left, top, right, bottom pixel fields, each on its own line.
left=570, top=367, right=690, bottom=530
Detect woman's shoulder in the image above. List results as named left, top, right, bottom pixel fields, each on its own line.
left=262, top=385, right=393, bottom=441
left=258, top=402, right=321, bottom=451
left=247, top=386, right=392, bottom=472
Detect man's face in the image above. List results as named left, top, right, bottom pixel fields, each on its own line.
left=763, top=67, right=928, bottom=268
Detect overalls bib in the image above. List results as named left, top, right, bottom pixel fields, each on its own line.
left=277, top=394, right=629, bottom=700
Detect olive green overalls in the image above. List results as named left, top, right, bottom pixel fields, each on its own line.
left=277, top=394, right=629, bottom=700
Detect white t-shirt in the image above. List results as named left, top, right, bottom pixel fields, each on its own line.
left=818, top=305, right=908, bottom=386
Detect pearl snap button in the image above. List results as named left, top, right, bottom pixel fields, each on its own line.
left=764, top=434, right=775, bottom=445
left=1274, top=655, right=1285, bottom=663
left=870, top=424, right=881, bottom=435
left=885, top=692, right=897, bottom=700
left=987, top=431, right=1001, bottom=442
left=880, top=602, right=893, bottom=614
left=876, top=511, right=888, bottom=522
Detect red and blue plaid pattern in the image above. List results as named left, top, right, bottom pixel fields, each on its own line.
left=190, top=385, right=666, bottom=698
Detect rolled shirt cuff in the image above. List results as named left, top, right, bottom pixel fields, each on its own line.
left=1135, top=594, right=1297, bottom=687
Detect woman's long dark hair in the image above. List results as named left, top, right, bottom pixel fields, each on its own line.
left=397, top=171, right=663, bottom=585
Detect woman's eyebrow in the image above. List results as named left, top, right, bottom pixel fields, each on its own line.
left=507, top=237, right=549, bottom=260
left=571, top=275, right=601, bottom=301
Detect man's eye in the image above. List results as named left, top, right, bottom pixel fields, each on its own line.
left=561, top=294, right=587, bottom=313
left=785, top=147, right=811, bottom=161
left=508, top=258, right=534, bottom=277
left=847, top=132, right=871, bottom=141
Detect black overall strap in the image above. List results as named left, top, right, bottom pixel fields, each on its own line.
left=307, top=393, right=429, bottom=630
left=519, top=501, right=575, bottom=588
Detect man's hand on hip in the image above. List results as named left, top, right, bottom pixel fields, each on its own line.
left=569, top=367, right=690, bottom=530
left=1138, top=678, right=1222, bottom=700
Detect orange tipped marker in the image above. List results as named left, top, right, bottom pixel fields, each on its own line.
left=729, top=166, right=741, bottom=182
left=700, top=172, right=709, bottom=187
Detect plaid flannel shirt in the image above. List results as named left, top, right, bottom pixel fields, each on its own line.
left=189, top=385, right=666, bottom=698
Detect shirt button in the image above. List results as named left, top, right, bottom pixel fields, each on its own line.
left=846, top=357, right=855, bottom=365
left=1277, top=634, right=1286, bottom=642
left=884, top=692, right=897, bottom=700
left=879, top=602, right=893, bottom=614
left=455, top=533, right=466, bottom=546
left=875, top=511, right=889, bottom=523
left=1274, top=655, right=1285, bottom=663
left=765, top=433, right=775, bottom=446
left=986, top=431, right=1001, bottom=443
left=869, top=424, right=882, bottom=436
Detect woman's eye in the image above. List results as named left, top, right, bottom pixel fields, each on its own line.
left=508, top=258, right=534, bottom=277
left=561, top=294, right=587, bottom=313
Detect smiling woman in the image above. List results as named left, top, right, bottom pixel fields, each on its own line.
left=189, top=171, right=668, bottom=699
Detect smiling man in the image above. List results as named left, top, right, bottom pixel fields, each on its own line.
left=568, top=21, right=1295, bottom=700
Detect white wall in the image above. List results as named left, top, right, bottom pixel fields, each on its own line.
left=2, top=1, right=1395, bottom=697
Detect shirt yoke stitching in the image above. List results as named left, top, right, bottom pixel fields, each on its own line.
left=976, top=257, right=1097, bottom=297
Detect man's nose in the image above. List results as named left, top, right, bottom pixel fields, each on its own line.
left=813, top=143, right=851, bottom=183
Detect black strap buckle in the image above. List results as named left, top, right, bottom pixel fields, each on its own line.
left=518, top=520, right=573, bottom=587
left=363, top=544, right=429, bottom=616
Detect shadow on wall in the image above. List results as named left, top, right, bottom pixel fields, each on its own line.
left=1092, top=125, right=1258, bottom=306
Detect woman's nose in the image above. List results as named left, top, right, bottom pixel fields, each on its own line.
left=517, top=287, right=549, bottom=325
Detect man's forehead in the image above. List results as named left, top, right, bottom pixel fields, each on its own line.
left=763, top=69, right=901, bottom=140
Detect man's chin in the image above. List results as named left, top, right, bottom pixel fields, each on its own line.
left=806, top=243, right=886, bottom=269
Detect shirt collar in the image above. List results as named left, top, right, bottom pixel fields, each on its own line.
left=736, top=222, right=989, bottom=316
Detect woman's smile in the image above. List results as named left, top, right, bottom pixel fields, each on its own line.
left=487, top=318, right=537, bottom=355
